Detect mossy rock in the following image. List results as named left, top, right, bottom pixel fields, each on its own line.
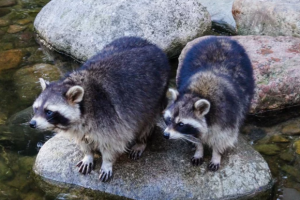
left=254, top=144, right=281, bottom=155
left=269, top=135, right=289, bottom=143
left=293, top=140, right=300, bottom=155
left=279, top=152, right=294, bottom=162
left=281, top=165, right=300, bottom=182
left=282, top=123, right=300, bottom=135
left=13, top=63, right=61, bottom=105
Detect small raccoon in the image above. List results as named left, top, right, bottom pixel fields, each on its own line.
left=29, top=37, right=170, bottom=181
left=163, top=36, right=254, bottom=171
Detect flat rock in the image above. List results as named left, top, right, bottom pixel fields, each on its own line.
left=0, top=49, right=25, bottom=72
left=178, top=36, right=300, bottom=114
left=34, top=129, right=272, bottom=200
left=233, top=0, right=300, bottom=37
left=7, top=24, right=27, bottom=33
left=34, top=0, right=211, bottom=61
left=282, top=123, right=300, bottom=135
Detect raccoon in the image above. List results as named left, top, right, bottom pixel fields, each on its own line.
left=29, top=37, right=170, bottom=181
left=163, top=36, right=254, bottom=171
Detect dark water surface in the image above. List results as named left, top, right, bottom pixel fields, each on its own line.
left=0, top=0, right=299, bottom=199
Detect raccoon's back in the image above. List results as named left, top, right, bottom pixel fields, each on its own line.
left=177, top=36, right=254, bottom=99
left=76, top=38, right=170, bottom=128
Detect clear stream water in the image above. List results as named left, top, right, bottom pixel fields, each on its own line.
left=0, top=0, right=299, bottom=199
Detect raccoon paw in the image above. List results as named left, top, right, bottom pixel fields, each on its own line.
left=208, top=162, right=220, bottom=172
left=129, top=143, right=146, bottom=160
left=99, top=168, right=113, bottom=182
left=76, top=155, right=93, bottom=175
left=191, top=157, right=204, bottom=166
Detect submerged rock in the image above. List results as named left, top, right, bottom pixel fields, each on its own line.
left=0, top=0, right=16, bottom=8
left=179, top=36, right=300, bottom=114
left=7, top=24, right=27, bottom=33
left=279, top=152, right=294, bottom=162
left=13, top=63, right=61, bottom=105
left=0, top=49, right=25, bottom=72
left=34, top=131, right=272, bottom=200
left=282, top=123, right=300, bottom=135
left=34, top=0, right=211, bottom=60
left=254, top=144, right=281, bottom=156
left=270, top=135, right=289, bottom=143
left=293, top=140, right=300, bottom=155
left=233, top=0, right=300, bottom=37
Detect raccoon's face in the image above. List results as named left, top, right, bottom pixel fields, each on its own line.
left=29, top=78, right=84, bottom=131
left=163, top=88, right=210, bottom=143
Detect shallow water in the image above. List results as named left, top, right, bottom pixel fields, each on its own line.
left=0, top=0, right=299, bottom=199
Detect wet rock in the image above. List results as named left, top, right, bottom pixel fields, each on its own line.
left=233, top=0, right=300, bottom=37
left=34, top=132, right=272, bottom=200
left=270, top=135, right=289, bottom=143
left=13, top=63, right=61, bottom=104
left=0, top=42, right=13, bottom=50
left=0, top=112, right=7, bottom=125
left=0, top=49, right=25, bottom=72
left=283, top=188, right=300, bottom=200
left=16, top=18, right=31, bottom=25
left=34, top=0, right=211, bottom=60
left=7, top=24, right=27, bottom=33
left=0, top=19, right=10, bottom=27
left=282, top=123, right=300, bottom=135
left=0, top=0, right=16, bottom=7
left=254, top=144, right=281, bottom=155
left=0, top=7, right=10, bottom=17
left=199, top=0, right=236, bottom=34
left=0, top=161, right=14, bottom=181
left=281, top=165, right=300, bottom=182
left=293, top=140, right=300, bottom=155
left=243, top=127, right=266, bottom=142
left=7, top=106, right=32, bottom=125
left=27, top=47, right=51, bottom=64
left=279, top=152, right=294, bottom=162
left=178, top=36, right=300, bottom=114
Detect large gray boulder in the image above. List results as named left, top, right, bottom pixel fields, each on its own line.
left=34, top=129, right=272, bottom=200
left=233, top=0, right=300, bottom=37
left=200, top=0, right=236, bottom=33
left=179, top=36, right=300, bottom=114
left=34, top=0, right=211, bottom=61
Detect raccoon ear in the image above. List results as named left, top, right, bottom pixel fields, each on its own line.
left=39, top=78, right=49, bottom=91
left=66, top=86, right=84, bottom=104
left=194, top=99, right=210, bottom=116
left=167, top=88, right=179, bottom=102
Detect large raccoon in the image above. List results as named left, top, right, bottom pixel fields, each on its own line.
left=29, top=37, right=170, bottom=181
left=163, top=36, right=254, bottom=171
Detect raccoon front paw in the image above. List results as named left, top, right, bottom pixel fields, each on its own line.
left=76, top=155, right=93, bottom=175
left=129, top=143, right=146, bottom=160
left=208, top=162, right=220, bottom=172
left=191, top=157, right=204, bottom=166
left=99, top=168, right=113, bottom=182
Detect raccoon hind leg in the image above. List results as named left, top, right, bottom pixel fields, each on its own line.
left=208, top=147, right=221, bottom=171
left=129, top=124, right=155, bottom=160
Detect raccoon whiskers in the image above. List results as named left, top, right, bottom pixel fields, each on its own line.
left=183, top=135, right=201, bottom=144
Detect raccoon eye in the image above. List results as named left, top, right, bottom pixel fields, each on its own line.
left=177, top=122, right=184, bottom=127
left=45, top=110, right=53, bottom=117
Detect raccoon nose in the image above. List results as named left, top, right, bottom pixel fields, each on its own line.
left=163, top=132, right=170, bottom=139
left=29, top=120, right=37, bottom=128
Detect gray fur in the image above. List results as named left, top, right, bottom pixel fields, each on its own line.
left=30, top=37, right=170, bottom=181
left=163, top=36, right=254, bottom=171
